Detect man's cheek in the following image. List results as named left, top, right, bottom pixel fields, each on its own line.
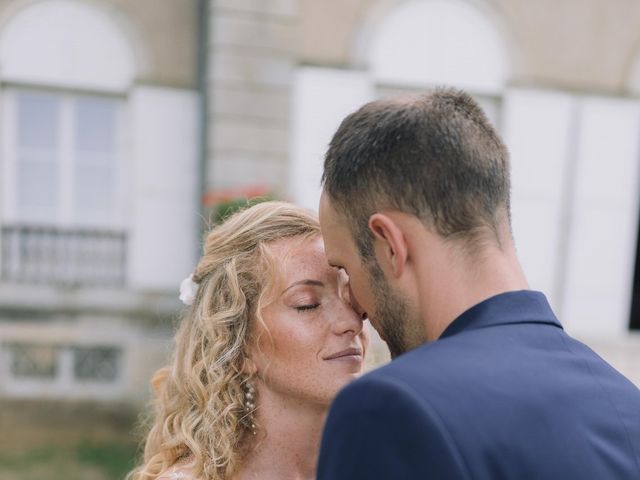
left=348, top=283, right=367, bottom=317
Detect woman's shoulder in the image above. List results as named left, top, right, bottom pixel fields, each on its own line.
left=157, top=465, right=198, bottom=480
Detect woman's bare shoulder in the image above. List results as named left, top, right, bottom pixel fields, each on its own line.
left=157, top=465, right=199, bottom=480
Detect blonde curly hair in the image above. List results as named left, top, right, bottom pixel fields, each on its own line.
left=128, top=201, right=320, bottom=480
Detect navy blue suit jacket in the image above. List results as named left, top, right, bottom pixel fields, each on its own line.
left=318, top=291, right=640, bottom=479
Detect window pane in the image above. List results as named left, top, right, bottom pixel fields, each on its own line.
left=17, top=92, right=59, bottom=149
left=11, top=92, right=122, bottom=227
left=75, top=97, right=118, bottom=153
left=16, top=92, right=60, bottom=220
left=73, top=96, right=119, bottom=225
left=73, top=346, right=120, bottom=382
left=10, top=343, right=58, bottom=379
left=75, top=160, right=115, bottom=222
left=17, top=155, right=58, bottom=214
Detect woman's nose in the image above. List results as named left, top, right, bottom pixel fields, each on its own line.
left=333, top=294, right=365, bottom=335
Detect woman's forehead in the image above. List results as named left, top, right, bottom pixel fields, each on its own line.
left=269, top=235, right=331, bottom=280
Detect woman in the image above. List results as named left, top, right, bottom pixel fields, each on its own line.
left=128, top=201, right=369, bottom=480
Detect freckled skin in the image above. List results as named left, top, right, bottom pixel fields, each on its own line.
left=253, top=236, right=369, bottom=408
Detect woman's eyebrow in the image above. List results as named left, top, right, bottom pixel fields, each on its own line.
left=281, top=279, right=324, bottom=295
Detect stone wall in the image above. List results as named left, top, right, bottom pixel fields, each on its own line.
left=207, top=0, right=299, bottom=193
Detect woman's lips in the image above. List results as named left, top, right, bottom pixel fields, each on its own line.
left=324, top=347, right=363, bottom=361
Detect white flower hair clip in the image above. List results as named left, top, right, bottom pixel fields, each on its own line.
left=179, top=274, right=198, bottom=306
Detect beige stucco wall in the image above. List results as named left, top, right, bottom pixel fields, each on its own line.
left=297, top=0, right=370, bottom=67
left=497, top=0, right=640, bottom=92
left=110, top=0, right=198, bottom=88
left=298, top=0, right=640, bottom=94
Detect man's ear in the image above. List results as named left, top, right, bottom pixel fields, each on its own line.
left=368, top=213, right=408, bottom=278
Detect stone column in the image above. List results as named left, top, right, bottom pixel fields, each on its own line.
left=207, top=0, right=299, bottom=194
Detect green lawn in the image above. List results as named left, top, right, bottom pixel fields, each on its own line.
left=0, top=400, right=142, bottom=480
left=0, top=439, right=138, bottom=480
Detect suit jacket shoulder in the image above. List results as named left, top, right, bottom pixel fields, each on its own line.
left=317, top=371, right=471, bottom=480
left=319, top=291, right=640, bottom=480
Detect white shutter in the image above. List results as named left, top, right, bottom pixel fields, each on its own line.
left=562, top=97, right=640, bottom=336
left=503, top=88, right=575, bottom=309
left=128, top=86, right=199, bottom=291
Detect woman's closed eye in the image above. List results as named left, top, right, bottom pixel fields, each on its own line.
left=295, top=303, right=320, bottom=312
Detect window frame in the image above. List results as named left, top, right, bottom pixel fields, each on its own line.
left=1, top=85, right=129, bottom=231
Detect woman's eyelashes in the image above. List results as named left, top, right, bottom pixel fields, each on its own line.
left=295, top=303, right=320, bottom=312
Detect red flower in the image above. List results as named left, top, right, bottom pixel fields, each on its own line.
left=202, top=184, right=271, bottom=207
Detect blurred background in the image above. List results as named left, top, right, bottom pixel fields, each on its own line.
left=0, top=0, right=639, bottom=478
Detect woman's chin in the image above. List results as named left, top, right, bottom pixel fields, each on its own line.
left=311, top=366, right=365, bottom=405
left=331, top=371, right=364, bottom=395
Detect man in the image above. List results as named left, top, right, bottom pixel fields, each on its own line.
left=317, top=89, right=640, bottom=479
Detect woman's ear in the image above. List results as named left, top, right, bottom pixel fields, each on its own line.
left=368, top=213, right=409, bottom=278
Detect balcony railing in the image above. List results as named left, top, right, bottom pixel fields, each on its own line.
left=1, top=225, right=126, bottom=287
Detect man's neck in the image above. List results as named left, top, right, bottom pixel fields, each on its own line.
left=238, top=387, right=326, bottom=480
left=416, top=236, right=529, bottom=342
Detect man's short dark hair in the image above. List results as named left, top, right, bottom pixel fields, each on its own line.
left=322, top=88, right=511, bottom=258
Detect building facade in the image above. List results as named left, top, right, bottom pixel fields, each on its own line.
left=0, top=0, right=639, bottom=405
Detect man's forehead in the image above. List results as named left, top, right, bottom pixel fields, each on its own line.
left=319, top=192, right=342, bottom=228
left=318, top=191, right=330, bottom=217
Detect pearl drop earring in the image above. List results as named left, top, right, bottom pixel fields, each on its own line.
left=244, top=382, right=257, bottom=435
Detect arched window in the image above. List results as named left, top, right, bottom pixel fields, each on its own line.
left=0, top=0, right=134, bottom=90
left=290, top=0, right=510, bottom=211
left=364, top=0, right=508, bottom=126
left=0, top=0, right=136, bottom=286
